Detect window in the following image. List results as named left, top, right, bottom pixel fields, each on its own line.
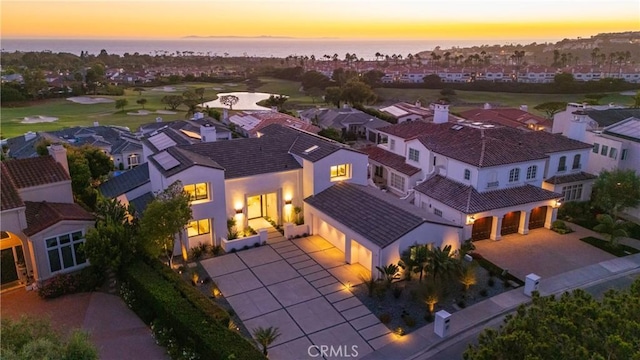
left=592, top=143, right=600, bottom=153
left=390, top=139, right=396, bottom=151
left=464, top=169, right=471, bottom=180
left=184, top=183, right=208, bottom=201
left=187, top=219, right=210, bottom=237
left=127, top=154, right=140, bottom=168
left=374, top=165, right=383, bottom=177
left=434, top=208, right=443, bottom=217
left=572, top=154, right=581, bottom=169
left=509, top=168, right=520, bottom=182
left=526, top=165, right=537, bottom=180
left=609, top=148, right=618, bottom=159
left=408, top=148, right=420, bottom=162
left=562, top=184, right=583, bottom=201
left=330, top=164, right=350, bottom=179
left=433, top=156, right=437, bottom=167
left=390, top=172, right=405, bottom=191
left=621, top=149, right=628, bottom=160
left=46, top=231, right=87, bottom=273
left=557, top=156, right=566, bottom=171
left=601, top=145, right=608, bottom=156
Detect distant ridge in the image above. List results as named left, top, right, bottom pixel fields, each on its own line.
left=182, top=35, right=339, bottom=40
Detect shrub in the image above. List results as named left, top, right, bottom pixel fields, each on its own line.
left=379, top=313, right=391, bottom=324
left=488, top=278, right=495, bottom=287
left=424, top=312, right=434, bottom=322
left=457, top=299, right=466, bottom=308
left=253, top=242, right=261, bottom=248
left=211, top=245, right=223, bottom=256
left=38, top=266, right=104, bottom=299
left=551, top=220, right=573, bottom=234
left=479, top=288, right=488, bottom=297
left=402, top=315, right=416, bottom=327
left=392, top=285, right=403, bottom=299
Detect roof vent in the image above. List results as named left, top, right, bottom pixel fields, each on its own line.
left=451, top=125, right=463, bottom=131
left=303, top=145, right=319, bottom=154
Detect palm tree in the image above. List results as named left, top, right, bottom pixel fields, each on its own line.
left=425, top=245, right=459, bottom=281
left=252, top=326, right=281, bottom=357
left=411, top=245, right=430, bottom=282
left=360, top=274, right=377, bottom=297
left=376, top=264, right=401, bottom=288
left=594, top=214, right=629, bottom=247
left=398, top=249, right=417, bottom=281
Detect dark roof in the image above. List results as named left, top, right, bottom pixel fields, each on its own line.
left=362, top=146, right=421, bottom=176
left=305, top=182, right=459, bottom=248
left=300, top=107, right=387, bottom=130
left=1, top=165, right=24, bottom=211
left=148, top=146, right=224, bottom=178
left=585, top=108, right=640, bottom=127
left=23, top=201, right=94, bottom=236
left=99, top=163, right=150, bottom=198
left=2, top=156, right=70, bottom=188
left=129, top=192, right=154, bottom=217
left=415, top=175, right=562, bottom=214
left=378, top=121, right=435, bottom=139
left=143, top=127, right=195, bottom=153
left=544, top=171, right=597, bottom=185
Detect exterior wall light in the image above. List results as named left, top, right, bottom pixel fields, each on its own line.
left=285, top=199, right=292, bottom=205
left=235, top=208, right=243, bottom=214
left=467, top=215, right=476, bottom=225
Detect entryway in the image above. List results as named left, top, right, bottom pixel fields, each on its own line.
left=471, top=217, right=493, bottom=241
left=1, top=231, right=27, bottom=291
left=246, top=193, right=278, bottom=222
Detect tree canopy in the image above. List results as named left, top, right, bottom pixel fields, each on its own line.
left=464, top=279, right=640, bottom=360
left=533, top=101, right=567, bottom=119
left=340, top=78, right=377, bottom=106
left=592, top=169, right=640, bottom=217
left=219, top=94, right=239, bottom=110
left=161, top=95, right=183, bottom=110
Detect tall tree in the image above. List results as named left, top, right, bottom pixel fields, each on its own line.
left=425, top=245, right=459, bottom=281
left=22, top=69, right=47, bottom=99
left=219, top=94, right=239, bottom=110
left=592, top=169, right=640, bottom=217
left=340, top=78, right=377, bottom=106
left=139, top=181, right=192, bottom=268
left=534, top=101, right=567, bottom=119
left=136, top=98, right=148, bottom=109
left=115, top=98, right=128, bottom=112
left=161, top=95, right=184, bottom=111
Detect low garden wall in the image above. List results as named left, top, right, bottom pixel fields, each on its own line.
left=221, top=230, right=268, bottom=252
left=284, top=223, right=309, bottom=239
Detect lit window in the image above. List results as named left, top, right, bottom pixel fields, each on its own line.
left=464, top=169, right=471, bottom=180
left=330, top=164, right=350, bottom=179
left=609, top=148, right=618, bottom=159
left=526, top=165, right=537, bottom=180
left=408, top=148, right=420, bottom=162
left=184, top=183, right=208, bottom=201
left=187, top=219, right=210, bottom=237
left=562, top=184, right=583, bottom=201
left=509, top=168, right=520, bottom=182
left=46, top=231, right=87, bottom=274
left=601, top=145, right=608, bottom=156
left=557, top=156, right=566, bottom=172
left=390, top=172, right=405, bottom=191
left=592, top=143, right=599, bottom=153
left=127, top=154, right=140, bottom=168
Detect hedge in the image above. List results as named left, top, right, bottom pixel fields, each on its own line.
left=122, top=261, right=264, bottom=360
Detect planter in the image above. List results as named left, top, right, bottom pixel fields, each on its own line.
left=221, top=230, right=268, bottom=252
left=284, top=223, right=309, bottom=239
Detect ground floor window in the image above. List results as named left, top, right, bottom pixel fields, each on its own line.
left=562, top=184, right=583, bottom=201
left=374, top=165, right=383, bottom=177
left=434, top=208, right=443, bottom=217
left=46, top=231, right=86, bottom=273
left=187, top=219, right=210, bottom=237
left=390, top=172, right=405, bottom=191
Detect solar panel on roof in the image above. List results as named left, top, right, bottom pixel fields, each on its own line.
left=154, top=151, right=180, bottom=170
left=148, top=133, right=177, bottom=151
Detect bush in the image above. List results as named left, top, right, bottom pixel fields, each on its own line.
left=552, top=220, right=573, bottom=234
left=379, top=313, right=391, bottom=324
left=38, top=266, right=104, bottom=299
left=479, top=289, right=488, bottom=297
left=121, top=260, right=263, bottom=360
left=392, top=285, right=403, bottom=299
left=402, top=314, right=416, bottom=327
left=457, top=299, right=466, bottom=308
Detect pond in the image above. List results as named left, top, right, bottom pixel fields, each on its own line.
left=201, top=91, right=279, bottom=111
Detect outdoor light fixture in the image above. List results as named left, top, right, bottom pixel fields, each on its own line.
left=285, top=199, right=292, bottom=205
left=467, top=215, right=476, bottom=225
left=555, top=199, right=562, bottom=208
left=235, top=208, right=243, bottom=214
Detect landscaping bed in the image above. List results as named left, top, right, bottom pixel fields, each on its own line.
left=580, top=236, right=640, bottom=257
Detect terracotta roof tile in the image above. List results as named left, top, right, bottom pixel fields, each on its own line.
left=361, top=146, right=421, bottom=176
left=24, top=201, right=94, bottom=236
left=2, top=156, right=70, bottom=188
left=1, top=165, right=25, bottom=211
left=544, top=171, right=597, bottom=185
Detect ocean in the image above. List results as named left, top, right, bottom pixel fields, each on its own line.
left=0, top=38, right=534, bottom=59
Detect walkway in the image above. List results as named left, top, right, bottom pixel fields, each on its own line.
left=1, top=290, right=168, bottom=360
left=361, top=252, right=640, bottom=360
left=200, top=235, right=390, bottom=360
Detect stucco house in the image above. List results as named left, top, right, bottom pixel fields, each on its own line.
left=1, top=145, right=94, bottom=290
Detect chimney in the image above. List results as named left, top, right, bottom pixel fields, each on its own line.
left=483, top=103, right=491, bottom=110
left=271, top=106, right=278, bottom=113
left=415, top=100, right=422, bottom=108
left=519, top=105, right=528, bottom=112
left=222, top=108, right=229, bottom=123
left=24, top=131, right=37, bottom=142
left=565, top=110, right=588, bottom=142
left=93, top=121, right=99, bottom=127
left=200, top=124, right=217, bottom=143
left=47, top=144, right=69, bottom=175
left=155, top=117, right=163, bottom=123
left=433, top=100, right=450, bottom=124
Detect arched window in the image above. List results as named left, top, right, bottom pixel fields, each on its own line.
left=509, top=168, right=520, bottom=182
left=558, top=156, right=567, bottom=171
left=464, top=169, right=471, bottom=180
left=572, top=154, right=581, bottom=169
left=526, top=165, right=537, bottom=180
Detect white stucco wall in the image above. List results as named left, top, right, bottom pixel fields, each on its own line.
left=18, top=181, right=74, bottom=204
left=585, top=132, right=634, bottom=174
left=309, top=150, right=368, bottom=196
left=546, top=149, right=591, bottom=178
left=475, top=159, right=547, bottom=192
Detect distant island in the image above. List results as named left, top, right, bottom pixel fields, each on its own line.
left=182, top=35, right=339, bottom=40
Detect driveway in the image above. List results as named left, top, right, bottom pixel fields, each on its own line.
left=473, top=226, right=616, bottom=281
left=1, top=289, right=168, bottom=360
left=201, top=235, right=395, bottom=360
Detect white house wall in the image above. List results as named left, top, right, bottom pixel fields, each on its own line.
left=475, top=159, right=546, bottom=192
left=310, top=150, right=368, bottom=195
left=18, top=181, right=74, bottom=204
left=546, top=149, right=591, bottom=178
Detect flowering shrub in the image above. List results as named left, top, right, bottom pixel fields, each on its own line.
left=38, top=266, right=104, bottom=299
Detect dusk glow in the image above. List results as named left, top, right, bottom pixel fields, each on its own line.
left=2, top=0, right=639, bottom=40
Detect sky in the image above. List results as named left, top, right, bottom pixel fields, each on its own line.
left=2, top=0, right=639, bottom=40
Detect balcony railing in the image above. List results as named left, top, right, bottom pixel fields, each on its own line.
left=487, top=181, right=499, bottom=188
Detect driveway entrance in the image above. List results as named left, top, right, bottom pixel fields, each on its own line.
left=201, top=235, right=394, bottom=360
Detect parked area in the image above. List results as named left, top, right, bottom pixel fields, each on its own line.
left=473, top=226, right=616, bottom=280
left=201, top=235, right=396, bottom=360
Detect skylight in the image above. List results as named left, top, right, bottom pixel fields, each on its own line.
left=303, top=145, right=319, bottom=154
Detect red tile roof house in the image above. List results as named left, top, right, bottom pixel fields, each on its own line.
left=228, top=110, right=320, bottom=138
left=460, top=105, right=552, bottom=132
left=1, top=145, right=94, bottom=290
left=364, top=104, right=595, bottom=242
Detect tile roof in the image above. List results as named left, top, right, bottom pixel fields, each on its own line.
left=148, top=146, right=224, bottom=178
left=460, top=108, right=551, bottom=129
left=23, top=201, right=94, bottom=236
left=585, top=108, right=640, bottom=128
left=1, top=165, right=25, bottom=211
left=415, top=175, right=562, bottom=214
left=299, top=107, right=388, bottom=130
left=361, top=146, right=421, bottom=176
left=129, top=192, right=154, bottom=217
left=2, top=156, right=70, bottom=188
left=230, top=111, right=320, bottom=137
left=305, top=182, right=459, bottom=248
left=544, top=171, right=597, bottom=185
left=378, top=121, right=435, bottom=139
left=99, top=163, right=150, bottom=198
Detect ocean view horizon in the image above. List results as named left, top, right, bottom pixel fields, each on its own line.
left=1, top=37, right=549, bottom=59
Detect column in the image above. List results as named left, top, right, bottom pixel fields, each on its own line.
left=545, top=206, right=558, bottom=229
left=518, top=210, right=531, bottom=235
left=344, top=236, right=352, bottom=264
left=490, top=215, right=503, bottom=241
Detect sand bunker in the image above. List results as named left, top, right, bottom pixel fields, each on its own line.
left=156, top=110, right=177, bottom=115
left=67, top=96, right=114, bottom=104
left=151, top=86, right=187, bottom=92
left=127, top=110, right=178, bottom=116
left=21, top=115, right=59, bottom=124
left=127, top=110, right=152, bottom=116
left=620, top=91, right=638, bottom=96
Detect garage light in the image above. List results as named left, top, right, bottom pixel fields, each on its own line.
left=285, top=199, right=292, bottom=205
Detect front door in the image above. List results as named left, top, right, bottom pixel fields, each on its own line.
left=247, top=195, right=263, bottom=219
left=1, top=248, right=19, bottom=285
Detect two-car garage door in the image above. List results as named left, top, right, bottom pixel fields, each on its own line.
left=314, top=218, right=372, bottom=272
left=316, top=219, right=345, bottom=252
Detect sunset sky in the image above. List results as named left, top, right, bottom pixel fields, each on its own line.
left=2, top=0, right=639, bottom=40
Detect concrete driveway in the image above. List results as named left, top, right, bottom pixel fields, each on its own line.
left=473, top=226, right=616, bottom=281
left=201, top=235, right=395, bottom=360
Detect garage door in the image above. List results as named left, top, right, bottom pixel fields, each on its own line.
left=316, top=219, right=345, bottom=252
left=350, top=240, right=372, bottom=272
left=471, top=217, right=493, bottom=241
left=529, top=207, right=547, bottom=229
left=501, top=211, right=521, bottom=236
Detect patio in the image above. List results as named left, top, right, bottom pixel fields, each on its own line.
left=201, top=235, right=396, bottom=360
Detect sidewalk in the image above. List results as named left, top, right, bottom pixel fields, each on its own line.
left=361, top=253, right=640, bottom=360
